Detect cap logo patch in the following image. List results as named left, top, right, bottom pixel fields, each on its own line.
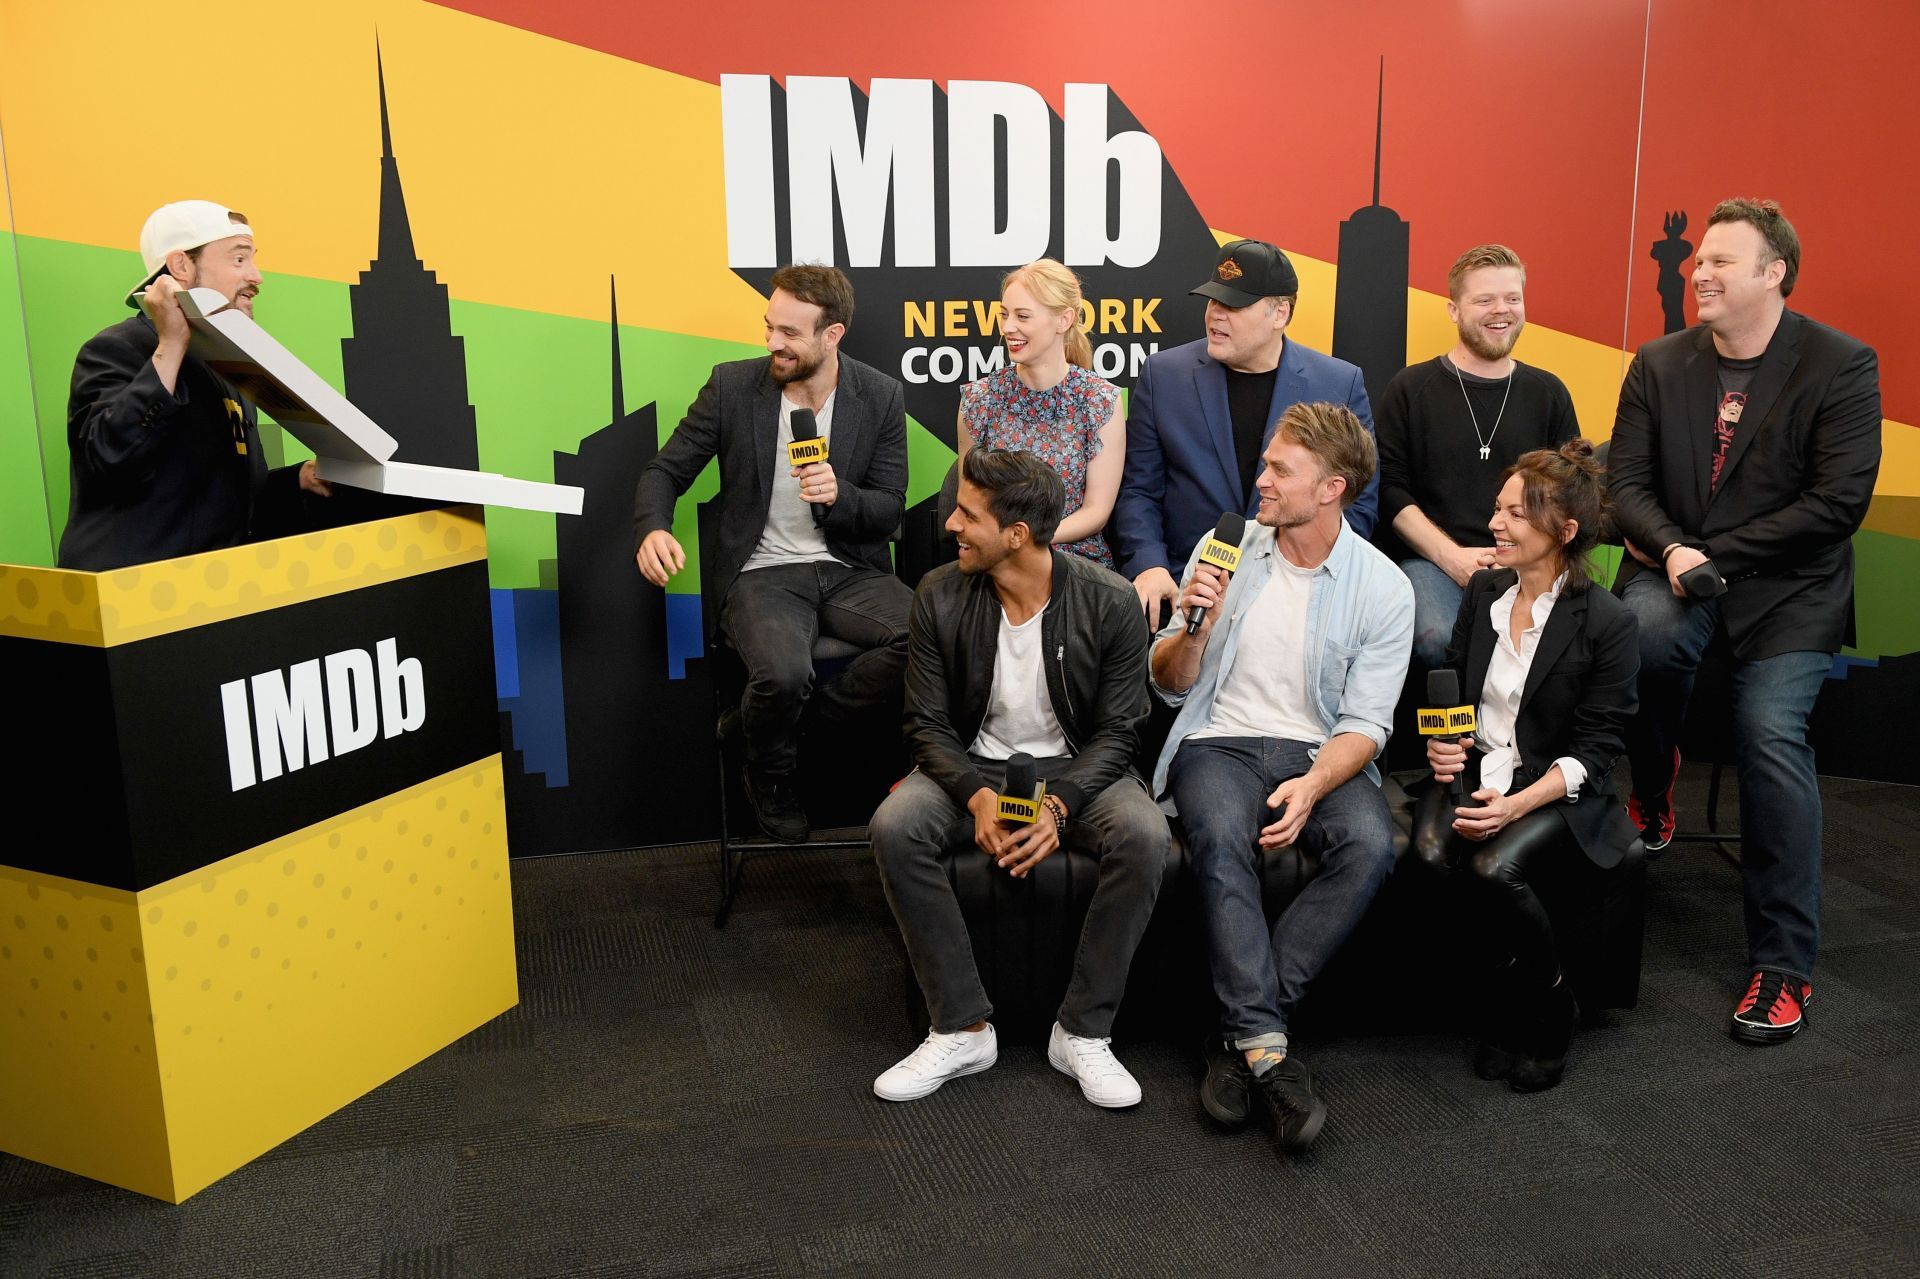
left=1218, top=258, right=1244, bottom=281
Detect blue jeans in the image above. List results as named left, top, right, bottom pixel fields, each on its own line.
left=1399, top=558, right=1465, bottom=671
left=719, top=561, right=911, bottom=776
left=1620, top=575, right=1831, bottom=979
left=1170, top=737, right=1398, bottom=1047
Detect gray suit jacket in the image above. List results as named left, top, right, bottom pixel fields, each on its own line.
left=633, top=353, right=908, bottom=632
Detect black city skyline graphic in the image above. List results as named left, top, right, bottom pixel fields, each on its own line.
left=345, top=44, right=712, bottom=853
left=330, top=50, right=1913, bottom=857
left=1331, top=58, right=1410, bottom=412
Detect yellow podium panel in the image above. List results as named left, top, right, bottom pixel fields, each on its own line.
left=0, top=509, right=516, bottom=1201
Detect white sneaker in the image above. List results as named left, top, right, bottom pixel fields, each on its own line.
left=873, top=1026, right=998, bottom=1101
left=1048, top=1022, right=1142, bottom=1108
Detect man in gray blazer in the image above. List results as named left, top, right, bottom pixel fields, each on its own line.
left=634, top=264, right=912, bottom=842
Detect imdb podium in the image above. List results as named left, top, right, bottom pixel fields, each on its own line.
left=0, top=508, right=518, bottom=1202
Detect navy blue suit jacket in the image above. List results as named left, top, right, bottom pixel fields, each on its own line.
left=1112, top=336, right=1379, bottom=581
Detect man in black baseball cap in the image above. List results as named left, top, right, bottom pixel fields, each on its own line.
left=1112, top=238, right=1379, bottom=621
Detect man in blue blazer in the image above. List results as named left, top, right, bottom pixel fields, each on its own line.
left=1114, top=240, right=1379, bottom=618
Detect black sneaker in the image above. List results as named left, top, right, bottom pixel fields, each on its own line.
left=743, top=768, right=809, bottom=844
left=1251, top=1055, right=1327, bottom=1154
left=1628, top=746, right=1680, bottom=854
left=1730, top=968, right=1811, bottom=1045
left=1199, top=1037, right=1253, bottom=1130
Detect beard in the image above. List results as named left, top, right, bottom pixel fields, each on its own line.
left=1458, top=318, right=1521, bottom=362
left=770, top=346, right=822, bottom=386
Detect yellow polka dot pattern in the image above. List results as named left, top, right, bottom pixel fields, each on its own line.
left=0, top=754, right=517, bottom=1203
left=0, top=506, right=487, bottom=648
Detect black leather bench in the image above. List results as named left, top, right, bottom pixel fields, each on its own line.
left=927, top=771, right=1645, bottom=1043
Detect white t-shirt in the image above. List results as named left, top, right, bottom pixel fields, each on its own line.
left=741, top=391, right=841, bottom=573
left=1195, top=554, right=1324, bottom=745
left=1478, top=573, right=1587, bottom=798
left=969, top=606, right=1070, bottom=760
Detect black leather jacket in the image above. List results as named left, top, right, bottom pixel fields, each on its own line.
left=903, top=550, right=1150, bottom=815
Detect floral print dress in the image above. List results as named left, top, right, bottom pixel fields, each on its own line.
left=959, top=364, right=1120, bottom=567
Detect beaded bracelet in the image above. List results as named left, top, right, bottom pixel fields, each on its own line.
left=1041, top=793, right=1067, bottom=833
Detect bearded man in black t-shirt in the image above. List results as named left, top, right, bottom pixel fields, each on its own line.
left=1373, top=244, right=1581, bottom=667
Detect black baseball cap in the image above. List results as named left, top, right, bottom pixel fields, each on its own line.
left=1191, top=239, right=1299, bottom=308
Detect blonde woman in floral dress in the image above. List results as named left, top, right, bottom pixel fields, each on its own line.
left=956, top=259, right=1125, bottom=567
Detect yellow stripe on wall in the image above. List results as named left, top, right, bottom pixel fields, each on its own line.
left=0, top=0, right=765, bottom=346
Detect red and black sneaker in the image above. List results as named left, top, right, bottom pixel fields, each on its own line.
left=1628, top=747, right=1680, bottom=853
left=1730, top=969, right=1812, bottom=1044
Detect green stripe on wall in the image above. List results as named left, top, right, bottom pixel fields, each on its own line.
left=11, top=235, right=756, bottom=588
left=0, top=230, right=53, bottom=566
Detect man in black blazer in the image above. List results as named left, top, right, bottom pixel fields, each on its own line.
left=1608, top=198, right=1881, bottom=1045
left=634, top=265, right=912, bottom=842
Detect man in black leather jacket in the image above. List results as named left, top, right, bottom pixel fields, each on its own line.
left=871, top=448, right=1170, bottom=1109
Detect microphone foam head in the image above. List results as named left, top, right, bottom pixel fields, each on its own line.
left=790, top=407, right=818, bottom=441
left=1003, top=752, right=1036, bottom=797
left=1213, top=512, right=1246, bottom=546
left=1426, top=668, right=1460, bottom=704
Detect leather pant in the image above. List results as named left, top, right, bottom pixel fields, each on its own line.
left=1413, top=784, right=1571, bottom=988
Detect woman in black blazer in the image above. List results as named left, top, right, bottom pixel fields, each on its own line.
left=1415, top=440, right=1641, bottom=1092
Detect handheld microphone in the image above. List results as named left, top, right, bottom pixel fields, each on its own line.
left=1185, top=512, right=1247, bottom=635
left=995, top=753, right=1046, bottom=825
left=787, top=408, right=829, bottom=527
left=1419, top=669, right=1478, bottom=803
left=1678, top=559, right=1726, bottom=600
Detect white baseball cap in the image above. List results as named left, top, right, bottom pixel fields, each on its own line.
left=126, top=200, right=255, bottom=304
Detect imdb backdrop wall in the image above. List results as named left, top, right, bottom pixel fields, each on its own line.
left=3, top=0, right=1916, bottom=855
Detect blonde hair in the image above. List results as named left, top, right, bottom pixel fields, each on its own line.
left=1274, top=401, right=1376, bottom=509
left=1447, top=244, right=1526, bottom=301
left=1002, top=258, right=1092, bottom=369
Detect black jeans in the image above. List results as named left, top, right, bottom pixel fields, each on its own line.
left=718, top=561, right=912, bottom=776
left=872, top=756, right=1170, bottom=1036
left=1412, top=782, right=1572, bottom=988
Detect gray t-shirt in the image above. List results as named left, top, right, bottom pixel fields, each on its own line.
left=742, top=391, right=842, bottom=573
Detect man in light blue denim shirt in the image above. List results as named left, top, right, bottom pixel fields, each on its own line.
left=1150, top=401, right=1413, bottom=1156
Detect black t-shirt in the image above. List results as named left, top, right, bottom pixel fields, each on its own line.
left=1224, top=365, right=1279, bottom=505
left=1712, top=354, right=1763, bottom=491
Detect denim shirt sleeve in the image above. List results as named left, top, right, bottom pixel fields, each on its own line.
left=1326, top=557, right=1415, bottom=757
left=1148, top=532, right=1211, bottom=706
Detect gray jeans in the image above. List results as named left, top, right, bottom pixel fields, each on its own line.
left=873, top=756, right=1170, bottom=1036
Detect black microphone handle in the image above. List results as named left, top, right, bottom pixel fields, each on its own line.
left=1184, top=574, right=1225, bottom=635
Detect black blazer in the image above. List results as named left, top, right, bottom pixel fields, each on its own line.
left=1607, top=309, right=1881, bottom=660
left=1442, top=569, right=1642, bottom=869
left=632, top=353, right=908, bottom=633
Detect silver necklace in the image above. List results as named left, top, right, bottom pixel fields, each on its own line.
left=1451, top=358, right=1514, bottom=461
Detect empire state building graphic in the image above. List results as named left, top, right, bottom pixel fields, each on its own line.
left=340, top=43, right=481, bottom=472
left=1331, top=58, right=1411, bottom=410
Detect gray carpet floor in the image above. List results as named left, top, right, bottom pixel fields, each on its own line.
left=4, top=767, right=1919, bottom=1277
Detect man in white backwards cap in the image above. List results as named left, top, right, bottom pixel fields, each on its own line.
left=57, top=200, right=329, bottom=571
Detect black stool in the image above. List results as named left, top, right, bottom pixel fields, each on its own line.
left=711, top=633, right=871, bottom=928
